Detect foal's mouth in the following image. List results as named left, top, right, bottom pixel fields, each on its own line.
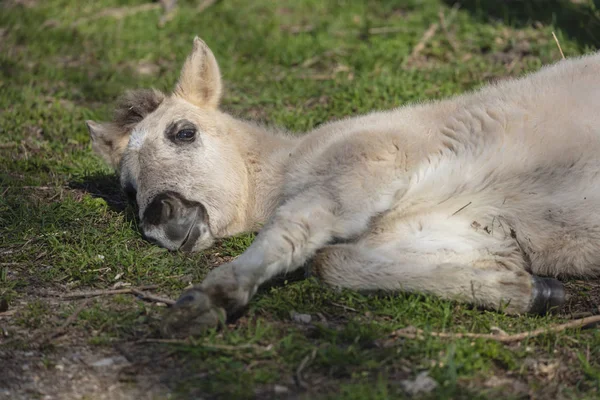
left=179, top=218, right=203, bottom=252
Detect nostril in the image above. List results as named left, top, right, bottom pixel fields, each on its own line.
left=161, top=198, right=173, bottom=221
left=124, top=187, right=137, bottom=204
left=143, top=193, right=182, bottom=226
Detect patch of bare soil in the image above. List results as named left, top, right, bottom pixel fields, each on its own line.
left=1, top=275, right=597, bottom=399
left=0, top=291, right=177, bottom=400
left=563, top=279, right=600, bottom=317
left=0, top=344, right=173, bottom=400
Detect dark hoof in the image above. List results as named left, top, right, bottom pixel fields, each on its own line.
left=160, top=288, right=226, bottom=338
left=529, top=276, right=566, bottom=315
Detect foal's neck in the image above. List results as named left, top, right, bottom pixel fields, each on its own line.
left=226, top=116, right=299, bottom=231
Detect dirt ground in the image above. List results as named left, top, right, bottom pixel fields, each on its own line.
left=1, top=279, right=599, bottom=400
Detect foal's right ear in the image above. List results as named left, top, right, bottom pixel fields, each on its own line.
left=87, top=88, right=165, bottom=169
left=174, top=37, right=222, bottom=109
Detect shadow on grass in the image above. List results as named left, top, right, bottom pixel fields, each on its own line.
left=68, top=172, right=134, bottom=215
left=443, top=0, right=600, bottom=49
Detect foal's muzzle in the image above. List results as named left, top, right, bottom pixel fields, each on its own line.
left=140, top=191, right=210, bottom=252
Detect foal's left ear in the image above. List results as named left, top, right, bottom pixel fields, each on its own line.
left=86, top=120, right=129, bottom=170
left=87, top=88, right=165, bottom=169
left=174, top=37, right=222, bottom=109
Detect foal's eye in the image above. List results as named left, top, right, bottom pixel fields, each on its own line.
left=175, top=129, right=196, bottom=142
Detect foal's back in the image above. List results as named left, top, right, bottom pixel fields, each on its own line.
left=401, top=53, right=600, bottom=279
left=298, top=52, right=600, bottom=280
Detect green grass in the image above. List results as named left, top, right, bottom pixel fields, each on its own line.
left=1, top=0, right=600, bottom=399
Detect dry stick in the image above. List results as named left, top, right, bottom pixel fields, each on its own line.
left=7, top=186, right=64, bottom=190
left=387, top=315, right=600, bottom=344
left=287, top=25, right=315, bottom=34
left=0, top=310, right=16, bottom=317
left=407, top=4, right=460, bottom=65
left=408, top=22, right=439, bottom=62
left=130, top=289, right=176, bottom=306
left=198, top=0, right=217, bottom=13
left=295, top=348, right=317, bottom=389
left=36, top=299, right=91, bottom=345
left=329, top=301, right=359, bottom=313
left=451, top=201, right=472, bottom=216
left=438, top=5, right=460, bottom=53
left=158, top=0, right=178, bottom=27
left=60, top=285, right=158, bottom=299
left=60, top=285, right=175, bottom=306
left=72, top=3, right=161, bottom=27
left=137, top=338, right=273, bottom=352
left=444, top=3, right=461, bottom=25
left=298, top=74, right=336, bottom=81
left=552, top=31, right=566, bottom=60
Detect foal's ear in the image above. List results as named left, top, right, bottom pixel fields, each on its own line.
left=174, top=37, right=222, bottom=109
left=86, top=121, right=128, bottom=169
left=87, top=88, right=165, bottom=169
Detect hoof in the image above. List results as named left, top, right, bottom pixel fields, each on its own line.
left=528, top=276, right=566, bottom=315
left=160, top=288, right=226, bottom=338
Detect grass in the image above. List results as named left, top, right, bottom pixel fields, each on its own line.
left=1, top=0, right=600, bottom=398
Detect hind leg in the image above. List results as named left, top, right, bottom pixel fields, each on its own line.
left=312, top=217, right=566, bottom=314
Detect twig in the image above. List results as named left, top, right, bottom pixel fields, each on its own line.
left=72, top=3, right=161, bottom=27
left=451, top=201, right=472, bottom=216
left=6, top=186, right=65, bottom=190
left=443, top=3, right=461, bottom=26
left=158, top=0, right=178, bottom=27
left=386, top=315, right=600, bottom=344
left=406, top=4, right=460, bottom=65
left=56, top=300, right=90, bottom=329
left=329, top=301, right=359, bottom=313
left=407, top=22, right=439, bottom=62
left=0, top=310, right=15, bottom=317
left=60, top=285, right=158, bottom=299
left=295, top=348, right=317, bottom=389
left=137, top=338, right=273, bottom=352
left=552, top=31, right=566, bottom=60
left=198, top=0, right=217, bottom=13
left=438, top=4, right=460, bottom=52
left=298, top=74, right=336, bottom=81
left=60, top=285, right=174, bottom=306
left=130, top=289, right=175, bottom=306
left=570, top=311, right=593, bottom=319
left=285, top=25, right=315, bottom=34
left=36, top=299, right=91, bottom=345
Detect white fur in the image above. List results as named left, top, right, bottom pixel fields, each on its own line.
left=91, top=39, right=600, bottom=323
left=128, top=127, right=147, bottom=151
